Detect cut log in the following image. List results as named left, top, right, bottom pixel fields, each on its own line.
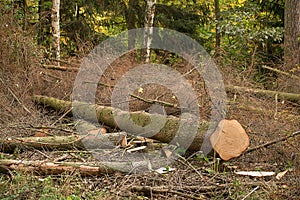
left=33, top=95, right=249, bottom=158
left=210, top=119, right=249, bottom=160
left=0, top=132, right=126, bottom=153
left=33, top=95, right=211, bottom=152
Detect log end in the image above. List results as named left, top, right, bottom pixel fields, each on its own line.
left=210, top=119, right=249, bottom=161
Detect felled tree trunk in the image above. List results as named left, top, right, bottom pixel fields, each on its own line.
left=33, top=95, right=249, bottom=159
left=0, top=132, right=126, bottom=153
left=0, top=159, right=149, bottom=175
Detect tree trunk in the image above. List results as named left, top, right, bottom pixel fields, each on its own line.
left=0, top=132, right=126, bottom=153
left=0, top=159, right=150, bottom=175
left=33, top=95, right=249, bottom=160
left=125, top=0, right=138, bottom=50
left=144, top=0, right=156, bottom=63
left=283, top=0, right=300, bottom=92
left=51, top=0, right=60, bottom=60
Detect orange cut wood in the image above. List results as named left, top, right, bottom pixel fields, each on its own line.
left=210, top=119, right=249, bottom=160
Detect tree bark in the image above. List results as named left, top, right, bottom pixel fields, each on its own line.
left=283, top=0, right=300, bottom=92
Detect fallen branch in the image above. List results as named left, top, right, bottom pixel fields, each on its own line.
left=0, top=132, right=126, bottom=153
left=226, top=85, right=300, bottom=103
left=246, top=130, right=300, bottom=153
left=262, top=65, right=300, bottom=80
left=42, top=64, right=79, bottom=72
left=130, top=182, right=264, bottom=199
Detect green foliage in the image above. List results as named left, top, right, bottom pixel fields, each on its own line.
left=0, top=172, right=110, bottom=200
left=1, top=0, right=285, bottom=73
left=216, top=1, right=284, bottom=74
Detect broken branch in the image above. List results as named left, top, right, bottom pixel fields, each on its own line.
left=246, top=131, right=300, bottom=153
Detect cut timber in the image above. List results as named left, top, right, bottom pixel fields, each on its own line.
left=210, top=119, right=249, bottom=160
left=226, top=85, right=300, bottom=103
left=0, top=132, right=126, bottom=153
left=33, top=95, right=249, bottom=159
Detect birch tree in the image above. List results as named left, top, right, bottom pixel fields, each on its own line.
left=51, top=0, right=60, bottom=61
left=144, top=0, right=156, bottom=63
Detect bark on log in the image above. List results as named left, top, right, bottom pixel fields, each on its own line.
left=0, top=132, right=126, bottom=153
left=33, top=95, right=249, bottom=160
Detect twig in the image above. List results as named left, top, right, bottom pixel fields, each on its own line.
left=83, top=81, right=114, bottom=88
left=246, top=131, right=300, bottom=153
left=180, top=182, right=263, bottom=192
left=241, top=186, right=259, bottom=200
left=40, top=71, right=61, bottom=80
left=130, top=94, right=178, bottom=108
left=131, top=186, right=202, bottom=200
left=0, top=78, right=31, bottom=114
left=32, top=127, right=75, bottom=134
left=178, top=155, right=203, bottom=178
left=51, top=107, right=72, bottom=126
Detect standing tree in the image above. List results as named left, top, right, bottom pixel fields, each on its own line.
left=51, top=0, right=60, bottom=60
left=284, top=0, right=300, bottom=92
left=144, top=0, right=156, bottom=63
left=125, top=0, right=140, bottom=50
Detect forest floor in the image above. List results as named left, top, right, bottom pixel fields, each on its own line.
left=0, top=50, right=299, bottom=200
